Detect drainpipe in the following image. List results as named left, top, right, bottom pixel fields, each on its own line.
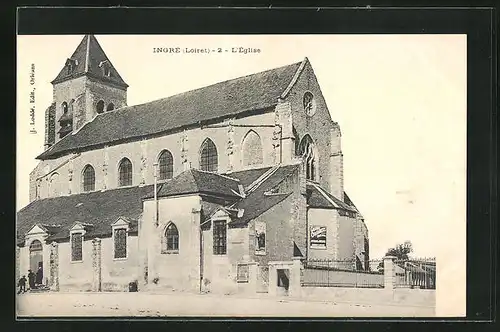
left=153, top=162, right=159, bottom=227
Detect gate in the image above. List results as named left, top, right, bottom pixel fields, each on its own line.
left=256, top=265, right=269, bottom=293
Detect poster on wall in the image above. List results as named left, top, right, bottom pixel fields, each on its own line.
left=255, top=221, right=266, bottom=254
left=310, top=226, right=327, bottom=249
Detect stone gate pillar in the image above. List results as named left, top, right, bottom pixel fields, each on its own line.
left=49, top=242, right=59, bottom=291
left=383, top=256, right=396, bottom=289
left=92, top=238, right=102, bottom=292
left=289, top=257, right=303, bottom=298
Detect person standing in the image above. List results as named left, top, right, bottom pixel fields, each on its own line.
left=17, top=275, right=27, bottom=294
left=35, top=264, right=43, bottom=286
left=27, top=269, right=35, bottom=290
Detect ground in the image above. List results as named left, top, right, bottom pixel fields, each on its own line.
left=16, top=291, right=435, bottom=317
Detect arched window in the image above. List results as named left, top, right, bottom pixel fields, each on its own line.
left=242, top=130, right=263, bottom=167
left=48, top=173, right=60, bottom=197
left=114, top=228, right=127, bottom=259
left=299, top=135, right=317, bottom=181
left=61, top=102, right=68, bottom=114
left=96, top=100, right=105, bottom=114
left=199, top=138, right=218, bottom=172
left=118, top=158, right=133, bottom=187
left=82, top=164, right=95, bottom=192
left=165, top=223, right=179, bottom=252
left=106, top=103, right=115, bottom=112
left=30, top=240, right=43, bottom=252
left=158, top=150, right=174, bottom=180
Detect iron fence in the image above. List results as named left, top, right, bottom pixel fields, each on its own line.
left=394, top=258, right=436, bottom=289
left=302, top=259, right=384, bottom=288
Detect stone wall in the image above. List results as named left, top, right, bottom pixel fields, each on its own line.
left=307, top=208, right=339, bottom=260
left=285, top=60, right=343, bottom=198
left=31, top=111, right=278, bottom=201
left=52, top=76, right=86, bottom=143
left=143, top=195, right=202, bottom=293
left=56, top=235, right=139, bottom=292
left=337, top=215, right=355, bottom=261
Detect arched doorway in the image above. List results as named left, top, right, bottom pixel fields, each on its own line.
left=29, top=240, right=43, bottom=283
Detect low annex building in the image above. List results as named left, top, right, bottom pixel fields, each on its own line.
left=17, top=35, right=369, bottom=294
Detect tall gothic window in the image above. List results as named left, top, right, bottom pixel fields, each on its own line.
left=165, top=223, right=179, bottom=252
left=118, top=158, right=133, bottom=187
left=82, top=164, right=95, bottom=192
left=199, top=138, right=218, bottom=172
left=242, top=130, right=263, bottom=167
left=158, top=150, right=174, bottom=180
left=61, top=102, right=68, bottom=114
left=213, top=220, right=227, bottom=255
left=71, top=232, right=83, bottom=262
left=48, top=173, right=60, bottom=197
left=299, top=135, right=317, bottom=181
left=114, top=228, right=127, bottom=259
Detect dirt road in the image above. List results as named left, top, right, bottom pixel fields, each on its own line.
left=16, top=291, right=435, bottom=317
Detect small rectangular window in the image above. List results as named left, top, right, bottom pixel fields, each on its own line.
left=114, top=228, right=127, bottom=259
left=255, top=221, right=266, bottom=255
left=237, top=264, right=249, bottom=283
left=213, top=220, right=227, bottom=255
left=71, top=233, right=83, bottom=261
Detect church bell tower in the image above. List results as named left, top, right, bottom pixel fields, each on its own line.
left=45, top=35, right=128, bottom=148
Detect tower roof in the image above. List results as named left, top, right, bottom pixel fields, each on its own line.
left=51, top=35, right=128, bottom=88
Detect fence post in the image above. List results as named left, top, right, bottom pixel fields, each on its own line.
left=247, top=262, right=258, bottom=293
left=268, top=263, right=277, bottom=296
left=290, top=258, right=302, bottom=298
left=383, top=256, right=396, bottom=289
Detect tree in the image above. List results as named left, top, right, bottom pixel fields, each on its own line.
left=385, top=241, right=413, bottom=260
left=377, top=241, right=413, bottom=272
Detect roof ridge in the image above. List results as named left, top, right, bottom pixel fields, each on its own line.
left=84, top=34, right=90, bottom=72
left=245, top=164, right=281, bottom=194
left=280, top=57, right=309, bottom=99
left=193, top=169, right=240, bottom=182
left=309, top=182, right=340, bottom=209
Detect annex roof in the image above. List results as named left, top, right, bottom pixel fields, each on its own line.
left=16, top=185, right=151, bottom=246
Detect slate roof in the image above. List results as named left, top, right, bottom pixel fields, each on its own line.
left=37, top=59, right=305, bottom=160
left=144, top=169, right=243, bottom=199
left=51, top=35, right=128, bottom=88
left=17, top=163, right=362, bottom=245
left=306, top=182, right=357, bottom=212
left=16, top=185, right=152, bottom=246
left=228, top=166, right=272, bottom=188
left=229, top=164, right=299, bottom=226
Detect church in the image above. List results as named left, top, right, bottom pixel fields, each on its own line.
left=16, top=35, right=369, bottom=294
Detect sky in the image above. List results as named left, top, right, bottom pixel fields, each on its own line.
left=17, top=35, right=466, bottom=315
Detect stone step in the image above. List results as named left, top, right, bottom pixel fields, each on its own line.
left=29, top=286, right=51, bottom=292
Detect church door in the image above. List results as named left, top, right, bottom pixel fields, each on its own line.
left=29, top=240, right=43, bottom=280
